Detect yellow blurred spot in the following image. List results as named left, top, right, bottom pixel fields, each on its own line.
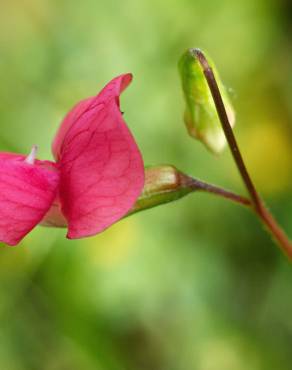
left=198, top=336, right=260, bottom=370
left=239, top=122, right=292, bottom=195
left=84, top=218, right=139, bottom=269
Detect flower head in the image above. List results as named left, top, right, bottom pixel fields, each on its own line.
left=0, top=74, right=144, bottom=246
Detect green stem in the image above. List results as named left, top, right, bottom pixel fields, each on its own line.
left=183, top=176, right=251, bottom=207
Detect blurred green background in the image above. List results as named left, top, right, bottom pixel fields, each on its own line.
left=0, top=0, right=292, bottom=369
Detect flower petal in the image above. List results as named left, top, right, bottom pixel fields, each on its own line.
left=52, top=73, right=133, bottom=161
left=0, top=154, right=59, bottom=246
left=54, top=74, right=144, bottom=239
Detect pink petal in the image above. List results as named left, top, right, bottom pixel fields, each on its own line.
left=52, top=73, right=133, bottom=161
left=53, top=74, right=144, bottom=239
left=0, top=153, right=59, bottom=246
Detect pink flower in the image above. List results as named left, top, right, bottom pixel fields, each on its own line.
left=0, top=74, right=144, bottom=246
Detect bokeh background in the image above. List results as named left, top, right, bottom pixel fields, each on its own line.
left=0, top=0, right=292, bottom=369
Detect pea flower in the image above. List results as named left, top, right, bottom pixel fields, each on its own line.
left=0, top=74, right=144, bottom=246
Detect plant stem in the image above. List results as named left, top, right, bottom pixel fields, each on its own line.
left=193, top=48, right=292, bottom=260
left=181, top=175, right=251, bottom=207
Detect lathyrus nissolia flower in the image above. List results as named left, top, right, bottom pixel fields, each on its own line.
left=0, top=74, right=144, bottom=246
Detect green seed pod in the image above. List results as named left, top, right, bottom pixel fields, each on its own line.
left=178, top=48, right=235, bottom=154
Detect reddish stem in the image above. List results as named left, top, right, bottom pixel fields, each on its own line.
left=192, top=48, right=292, bottom=260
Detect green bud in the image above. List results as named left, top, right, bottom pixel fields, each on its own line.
left=178, top=48, right=235, bottom=154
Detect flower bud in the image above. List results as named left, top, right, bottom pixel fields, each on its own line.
left=178, top=48, right=235, bottom=154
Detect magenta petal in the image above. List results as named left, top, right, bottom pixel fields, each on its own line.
left=52, top=73, right=133, bottom=161
left=0, top=154, right=59, bottom=246
left=54, top=74, right=144, bottom=239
